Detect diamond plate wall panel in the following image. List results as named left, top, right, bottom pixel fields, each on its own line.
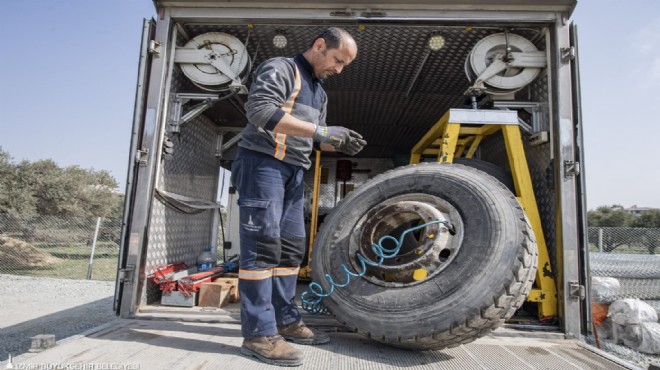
left=143, top=68, right=221, bottom=304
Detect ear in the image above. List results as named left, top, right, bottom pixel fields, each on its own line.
left=313, top=37, right=326, bottom=51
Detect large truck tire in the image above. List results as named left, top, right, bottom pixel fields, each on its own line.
left=310, top=162, right=538, bottom=350
left=451, top=157, right=515, bottom=192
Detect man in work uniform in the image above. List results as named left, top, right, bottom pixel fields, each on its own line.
left=231, top=27, right=365, bottom=366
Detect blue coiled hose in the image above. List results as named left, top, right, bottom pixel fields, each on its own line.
left=300, top=220, right=454, bottom=315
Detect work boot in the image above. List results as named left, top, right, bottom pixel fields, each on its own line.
left=240, top=335, right=303, bottom=367
left=278, top=321, right=330, bottom=345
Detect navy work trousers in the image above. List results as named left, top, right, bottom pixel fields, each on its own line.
left=231, top=148, right=306, bottom=339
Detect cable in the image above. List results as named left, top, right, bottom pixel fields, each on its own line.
left=300, top=220, right=454, bottom=315
left=155, top=190, right=207, bottom=215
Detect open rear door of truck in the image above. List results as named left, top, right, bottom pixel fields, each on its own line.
left=570, top=21, right=592, bottom=336
left=114, top=18, right=157, bottom=317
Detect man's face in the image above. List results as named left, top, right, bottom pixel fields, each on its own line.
left=311, top=39, right=357, bottom=80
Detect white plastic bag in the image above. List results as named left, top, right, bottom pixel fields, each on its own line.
left=608, top=299, right=658, bottom=326
left=623, top=322, right=660, bottom=354
left=591, top=276, right=620, bottom=303
left=611, top=322, right=626, bottom=344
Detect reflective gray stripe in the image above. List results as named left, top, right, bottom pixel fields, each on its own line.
left=272, top=267, right=300, bottom=277
left=239, top=269, right=273, bottom=280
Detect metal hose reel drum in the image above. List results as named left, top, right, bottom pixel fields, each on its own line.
left=465, top=33, right=546, bottom=96
left=176, top=32, right=250, bottom=93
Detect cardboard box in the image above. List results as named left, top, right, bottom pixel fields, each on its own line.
left=213, top=277, right=239, bottom=302
left=198, top=281, right=232, bottom=307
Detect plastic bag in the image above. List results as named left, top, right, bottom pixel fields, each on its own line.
left=623, top=322, right=660, bottom=354
left=608, top=299, right=658, bottom=326
left=591, top=276, right=620, bottom=303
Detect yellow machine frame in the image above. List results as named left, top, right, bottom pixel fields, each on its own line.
left=409, top=109, right=558, bottom=318
left=299, top=150, right=322, bottom=279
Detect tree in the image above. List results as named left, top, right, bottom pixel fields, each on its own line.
left=0, top=147, right=123, bottom=218
left=630, top=210, right=660, bottom=254
left=588, top=205, right=660, bottom=254
left=630, top=210, right=660, bottom=228
left=0, top=149, right=37, bottom=214
left=587, top=205, right=634, bottom=227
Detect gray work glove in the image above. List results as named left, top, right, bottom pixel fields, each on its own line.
left=313, top=125, right=366, bottom=155
left=337, top=134, right=367, bottom=156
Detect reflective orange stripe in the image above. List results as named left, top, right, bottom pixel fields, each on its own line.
left=274, top=133, right=287, bottom=160
left=281, top=67, right=301, bottom=113
left=274, top=65, right=302, bottom=161
left=272, top=267, right=300, bottom=277
left=239, top=269, right=273, bottom=280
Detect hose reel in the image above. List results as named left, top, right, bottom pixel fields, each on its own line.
left=465, top=32, right=547, bottom=96
left=175, top=32, right=251, bottom=93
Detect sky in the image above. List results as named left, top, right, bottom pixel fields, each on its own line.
left=1, top=0, right=659, bottom=210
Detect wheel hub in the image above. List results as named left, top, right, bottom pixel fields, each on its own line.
left=351, top=194, right=463, bottom=286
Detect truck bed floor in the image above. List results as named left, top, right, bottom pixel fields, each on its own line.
left=4, top=312, right=638, bottom=370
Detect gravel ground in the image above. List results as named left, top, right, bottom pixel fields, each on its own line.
left=0, top=274, right=117, bottom=361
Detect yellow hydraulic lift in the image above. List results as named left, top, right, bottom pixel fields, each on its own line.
left=409, top=108, right=558, bottom=319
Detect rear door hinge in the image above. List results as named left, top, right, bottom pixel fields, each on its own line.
left=148, top=40, right=162, bottom=57
left=135, top=149, right=149, bottom=167
left=119, top=264, right=136, bottom=285
left=569, top=281, right=585, bottom=300
left=561, top=46, right=575, bottom=63
left=564, top=160, right=580, bottom=178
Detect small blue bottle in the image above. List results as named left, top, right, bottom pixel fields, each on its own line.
left=197, top=247, right=216, bottom=272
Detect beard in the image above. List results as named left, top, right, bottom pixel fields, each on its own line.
left=319, top=70, right=336, bottom=79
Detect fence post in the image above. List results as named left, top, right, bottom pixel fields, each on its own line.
left=598, top=228, right=603, bottom=253
left=86, top=217, right=101, bottom=280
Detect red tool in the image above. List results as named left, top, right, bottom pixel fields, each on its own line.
left=178, top=266, right=226, bottom=297
left=153, top=263, right=188, bottom=295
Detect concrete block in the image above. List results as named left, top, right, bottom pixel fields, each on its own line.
left=29, top=334, right=56, bottom=352
left=160, top=290, right=197, bottom=307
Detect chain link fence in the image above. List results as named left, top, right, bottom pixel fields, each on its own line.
left=0, top=212, right=229, bottom=282
left=588, top=226, right=660, bottom=254
left=0, top=214, right=121, bottom=281
left=588, top=227, right=660, bottom=308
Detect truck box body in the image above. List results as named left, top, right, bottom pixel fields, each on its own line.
left=115, top=0, right=589, bottom=351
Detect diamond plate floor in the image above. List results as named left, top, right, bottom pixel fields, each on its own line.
left=4, top=313, right=639, bottom=370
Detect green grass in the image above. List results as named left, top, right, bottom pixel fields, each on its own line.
left=2, top=243, right=119, bottom=281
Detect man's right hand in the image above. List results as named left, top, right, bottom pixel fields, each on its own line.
left=313, top=125, right=357, bottom=147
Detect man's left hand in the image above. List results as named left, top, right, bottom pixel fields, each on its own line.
left=337, top=133, right=367, bottom=156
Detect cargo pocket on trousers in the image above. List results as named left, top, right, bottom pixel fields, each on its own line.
left=237, top=198, right=270, bottom=234
left=237, top=198, right=280, bottom=267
